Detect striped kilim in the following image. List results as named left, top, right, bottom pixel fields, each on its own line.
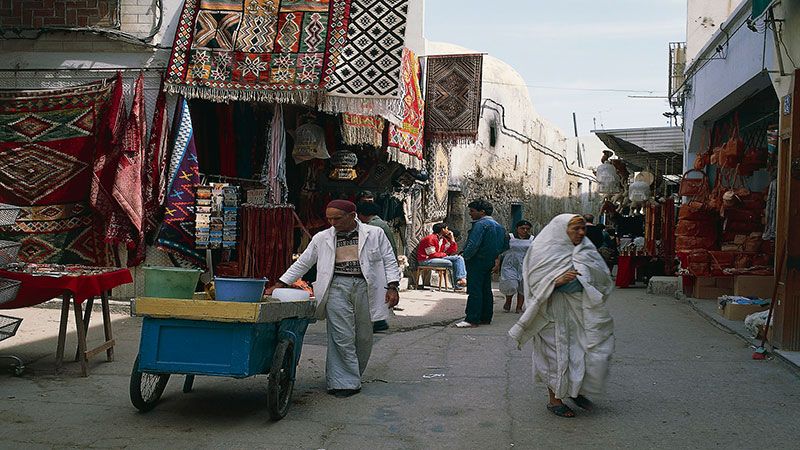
left=156, top=98, right=206, bottom=268
left=165, top=0, right=351, bottom=103
left=424, top=54, right=484, bottom=144
left=0, top=77, right=123, bottom=265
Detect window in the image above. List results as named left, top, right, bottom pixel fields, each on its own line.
left=511, top=204, right=523, bottom=228
left=489, top=122, right=498, bottom=147
left=577, top=182, right=583, bottom=196
left=569, top=182, right=573, bottom=197
left=546, top=166, right=553, bottom=187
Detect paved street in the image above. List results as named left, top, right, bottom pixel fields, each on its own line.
left=1, top=287, right=799, bottom=449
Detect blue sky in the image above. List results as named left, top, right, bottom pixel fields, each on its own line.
left=424, top=0, right=687, bottom=135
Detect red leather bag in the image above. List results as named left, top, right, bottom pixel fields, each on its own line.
left=679, top=169, right=709, bottom=198
left=738, top=146, right=768, bottom=176
left=676, top=235, right=717, bottom=252
left=719, top=116, right=744, bottom=169
left=679, top=201, right=715, bottom=221
left=676, top=219, right=717, bottom=238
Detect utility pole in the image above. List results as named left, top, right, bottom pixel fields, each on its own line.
left=573, top=112, right=584, bottom=168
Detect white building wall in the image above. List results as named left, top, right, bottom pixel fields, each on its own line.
left=686, top=0, right=745, bottom=64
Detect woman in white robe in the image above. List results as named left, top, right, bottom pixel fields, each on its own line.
left=508, top=214, right=614, bottom=418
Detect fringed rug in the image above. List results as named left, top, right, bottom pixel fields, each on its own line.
left=388, top=48, right=423, bottom=160
left=322, top=0, right=408, bottom=121
left=156, top=98, right=206, bottom=268
left=341, top=113, right=384, bottom=147
left=425, top=143, right=449, bottom=221
left=424, top=54, right=484, bottom=144
left=0, top=77, right=122, bottom=265
left=165, top=0, right=351, bottom=104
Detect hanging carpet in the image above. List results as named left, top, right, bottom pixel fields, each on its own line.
left=341, top=113, right=384, bottom=147
left=238, top=204, right=296, bottom=285
left=165, top=0, right=352, bottom=104
left=143, top=78, right=171, bottom=245
left=322, top=0, right=408, bottom=121
left=0, top=76, right=124, bottom=265
left=425, top=143, right=450, bottom=221
left=424, top=54, right=483, bottom=144
left=156, top=98, right=205, bottom=268
left=388, top=47, right=424, bottom=160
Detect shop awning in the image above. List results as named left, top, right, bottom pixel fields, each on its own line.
left=592, top=126, right=684, bottom=176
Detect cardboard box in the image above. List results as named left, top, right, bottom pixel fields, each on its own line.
left=734, top=275, right=775, bottom=298
left=692, top=276, right=735, bottom=299
left=718, top=302, right=770, bottom=321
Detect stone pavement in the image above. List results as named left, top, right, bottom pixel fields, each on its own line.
left=1, top=287, right=799, bottom=449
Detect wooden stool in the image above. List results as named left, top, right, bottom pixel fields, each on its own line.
left=415, top=265, right=452, bottom=291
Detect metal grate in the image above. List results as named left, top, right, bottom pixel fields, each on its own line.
left=0, top=278, right=21, bottom=306
left=0, top=314, right=22, bottom=342
left=0, top=241, right=21, bottom=268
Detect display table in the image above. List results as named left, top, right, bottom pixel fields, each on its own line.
left=0, top=267, right=133, bottom=376
left=615, top=255, right=651, bottom=288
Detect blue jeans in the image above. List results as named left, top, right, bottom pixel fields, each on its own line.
left=465, top=258, right=495, bottom=324
left=421, top=256, right=466, bottom=285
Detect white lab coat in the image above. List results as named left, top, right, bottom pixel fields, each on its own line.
left=279, top=221, right=401, bottom=321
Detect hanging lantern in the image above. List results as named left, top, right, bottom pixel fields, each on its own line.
left=629, top=180, right=651, bottom=202
left=596, top=162, right=618, bottom=184
left=329, top=150, right=358, bottom=180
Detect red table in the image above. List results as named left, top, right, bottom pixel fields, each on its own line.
left=0, top=268, right=133, bottom=376
left=615, top=255, right=651, bottom=288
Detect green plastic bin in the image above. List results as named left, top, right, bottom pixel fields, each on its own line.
left=143, top=267, right=202, bottom=299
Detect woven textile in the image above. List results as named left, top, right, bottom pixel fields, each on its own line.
left=322, top=0, right=408, bottom=120
left=425, top=143, right=449, bottom=221
left=404, top=185, right=426, bottom=263
left=143, top=79, right=170, bottom=245
left=0, top=77, right=123, bottom=265
left=388, top=48, right=423, bottom=160
left=424, top=54, right=483, bottom=144
left=156, top=99, right=205, bottom=268
left=112, top=73, right=146, bottom=265
left=341, top=113, right=384, bottom=147
left=165, top=0, right=351, bottom=103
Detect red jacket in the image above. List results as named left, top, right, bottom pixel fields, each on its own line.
left=417, top=233, right=458, bottom=262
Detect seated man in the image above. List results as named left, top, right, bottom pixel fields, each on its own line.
left=416, top=223, right=467, bottom=289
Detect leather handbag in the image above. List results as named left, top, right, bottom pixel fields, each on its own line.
left=720, top=116, right=744, bottom=169
left=679, top=169, right=709, bottom=198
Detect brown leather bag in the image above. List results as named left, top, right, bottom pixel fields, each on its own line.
left=679, top=169, right=709, bottom=198
left=719, top=116, right=744, bottom=168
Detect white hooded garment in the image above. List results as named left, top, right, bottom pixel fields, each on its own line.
left=508, top=214, right=615, bottom=399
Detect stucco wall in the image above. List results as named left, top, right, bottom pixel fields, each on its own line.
left=686, top=0, right=744, bottom=64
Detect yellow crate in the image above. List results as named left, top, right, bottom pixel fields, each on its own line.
left=132, top=297, right=315, bottom=323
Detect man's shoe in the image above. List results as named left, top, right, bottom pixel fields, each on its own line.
left=332, top=389, right=361, bottom=398
left=372, top=320, right=389, bottom=332
left=454, top=320, right=478, bottom=328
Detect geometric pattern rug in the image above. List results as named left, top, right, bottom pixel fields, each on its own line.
left=0, top=78, right=119, bottom=265
left=425, top=143, right=449, bottom=221
left=388, top=47, right=424, bottom=160
left=323, top=0, right=408, bottom=119
left=165, top=0, right=352, bottom=104
left=424, top=54, right=483, bottom=144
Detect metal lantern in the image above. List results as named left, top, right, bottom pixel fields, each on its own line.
left=329, top=150, right=358, bottom=181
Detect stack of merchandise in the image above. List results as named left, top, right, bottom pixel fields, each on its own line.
left=195, top=184, right=239, bottom=250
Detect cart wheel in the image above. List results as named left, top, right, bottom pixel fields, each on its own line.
left=183, top=375, right=195, bottom=393
left=130, top=355, right=170, bottom=412
left=267, top=340, right=295, bottom=421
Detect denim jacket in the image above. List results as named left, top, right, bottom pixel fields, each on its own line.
left=462, top=216, right=509, bottom=262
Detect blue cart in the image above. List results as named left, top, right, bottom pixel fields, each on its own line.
left=130, top=297, right=315, bottom=421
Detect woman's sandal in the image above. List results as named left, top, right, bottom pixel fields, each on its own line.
left=546, top=403, right=575, bottom=418
left=570, top=395, right=594, bottom=411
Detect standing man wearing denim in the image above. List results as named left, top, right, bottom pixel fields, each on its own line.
left=455, top=199, right=509, bottom=328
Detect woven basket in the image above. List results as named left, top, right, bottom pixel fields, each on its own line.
left=0, top=240, right=21, bottom=267
left=0, top=203, right=20, bottom=227
left=0, top=278, right=21, bottom=306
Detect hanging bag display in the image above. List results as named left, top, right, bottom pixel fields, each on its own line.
left=693, top=129, right=711, bottom=171
left=678, top=169, right=709, bottom=198
left=719, top=115, right=744, bottom=169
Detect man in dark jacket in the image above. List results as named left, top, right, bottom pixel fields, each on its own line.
left=455, top=199, right=509, bottom=328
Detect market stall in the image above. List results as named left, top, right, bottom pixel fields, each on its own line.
left=676, top=92, right=777, bottom=300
